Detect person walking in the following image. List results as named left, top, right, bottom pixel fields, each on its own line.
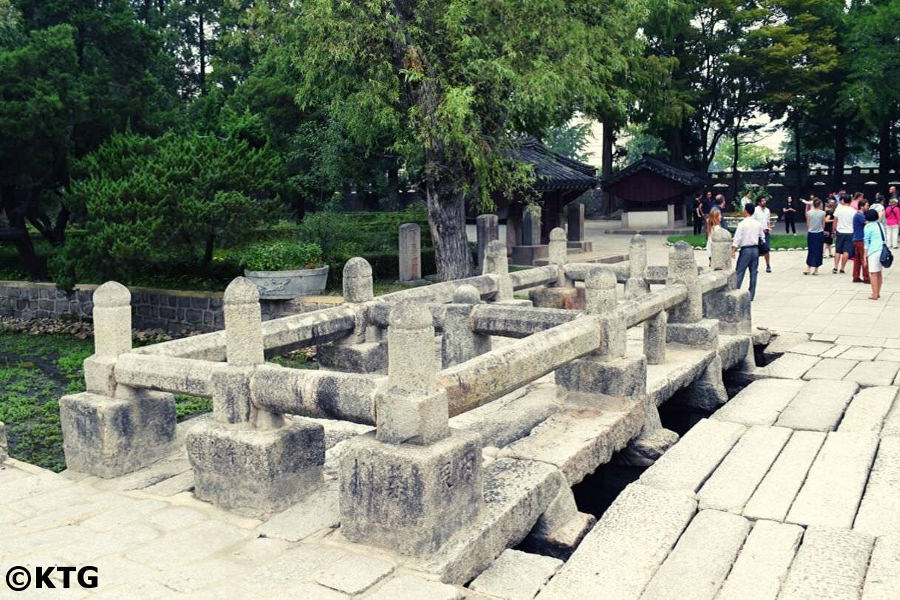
left=804, top=198, right=825, bottom=275
left=885, top=197, right=899, bottom=249
left=693, top=192, right=704, bottom=235
left=753, top=197, right=772, bottom=272
left=784, top=196, right=797, bottom=234
left=823, top=200, right=836, bottom=258
left=864, top=209, right=887, bottom=300
left=833, top=194, right=855, bottom=273
left=731, top=203, right=766, bottom=300
left=852, top=197, right=871, bottom=284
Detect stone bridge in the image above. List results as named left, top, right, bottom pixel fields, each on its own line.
left=1, top=228, right=896, bottom=598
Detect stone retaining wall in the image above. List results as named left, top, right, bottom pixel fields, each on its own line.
left=0, top=280, right=341, bottom=333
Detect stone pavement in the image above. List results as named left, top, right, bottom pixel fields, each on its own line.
left=538, top=332, right=900, bottom=600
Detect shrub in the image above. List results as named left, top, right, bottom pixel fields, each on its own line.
left=242, top=241, right=324, bottom=271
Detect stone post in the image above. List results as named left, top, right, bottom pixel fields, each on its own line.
left=186, top=276, right=324, bottom=517
left=666, top=241, right=702, bottom=324
left=548, top=227, right=568, bottom=286
left=476, top=214, right=499, bottom=272
left=398, top=223, right=422, bottom=282
left=340, top=301, right=483, bottom=555
left=483, top=240, right=515, bottom=302
left=442, top=285, right=491, bottom=368
left=556, top=268, right=646, bottom=398
left=506, top=213, right=522, bottom=256
left=644, top=310, right=667, bottom=365
left=567, top=202, right=585, bottom=243
left=523, top=205, right=542, bottom=246
left=59, top=282, right=176, bottom=477
left=319, top=258, right=387, bottom=373
left=709, top=227, right=733, bottom=273
left=624, top=234, right=650, bottom=298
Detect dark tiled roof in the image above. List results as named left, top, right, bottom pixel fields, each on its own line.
left=503, top=138, right=599, bottom=192
left=604, top=154, right=707, bottom=188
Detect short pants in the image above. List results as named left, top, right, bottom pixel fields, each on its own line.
left=835, top=233, right=854, bottom=255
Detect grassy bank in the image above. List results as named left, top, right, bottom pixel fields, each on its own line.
left=0, top=329, right=213, bottom=471
left=667, top=233, right=809, bottom=250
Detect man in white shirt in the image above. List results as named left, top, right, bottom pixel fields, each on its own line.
left=833, top=195, right=856, bottom=273
left=752, top=197, right=772, bottom=273
left=732, top=203, right=766, bottom=300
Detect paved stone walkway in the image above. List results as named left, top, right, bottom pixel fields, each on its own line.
left=538, top=333, right=900, bottom=600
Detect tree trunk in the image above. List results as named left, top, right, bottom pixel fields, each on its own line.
left=731, top=130, right=740, bottom=207
left=833, top=117, right=847, bottom=192
left=665, top=125, right=685, bottom=168
left=198, top=10, right=207, bottom=95
left=203, top=233, right=214, bottom=266
left=878, top=117, right=891, bottom=190
left=425, top=183, right=472, bottom=281
left=601, top=125, right=614, bottom=214
left=387, top=162, right=399, bottom=211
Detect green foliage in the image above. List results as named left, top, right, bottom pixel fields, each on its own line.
left=711, top=137, right=779, bottom=171
left=52, top=128, right=284, bottom=287
left=543, top=122, right=594, bottom=163
left=242, top=241, right=324, bottom=271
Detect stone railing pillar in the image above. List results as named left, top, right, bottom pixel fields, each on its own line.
left=703, top=228, right=752, bottom=334
left=644, top=310, right=667, bottom=365
left=442, top=285, right=491, bottom=368
left=548, top=227, right=568, bottom=287
left=666, top=242, right=702, bottom=323
left=476, top=214, right=499, bottom=272
left=556, top=267, right=646, bottom=398
left=483, top=240, right=518, bottom=303
left=319, top=258, right=387, bottom=373
left=530, top=227, right=581, bottom=309
left=584, top=268, right=625, bottom=359
left=59, top=282, right=176, bottom=477
left=624, top=234, right=650, bottom=299
left=340, top=301, right=483, bottom=555
left=186, top=276, right=324, bottom=517
left=398, top=223, right=422, bottom=282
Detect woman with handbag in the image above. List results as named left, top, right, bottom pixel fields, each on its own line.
left=864, top=209, right=892, bottom=300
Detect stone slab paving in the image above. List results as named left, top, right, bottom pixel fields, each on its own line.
left=711, top=379, right=805, bottom=427
left=875, top=348, right=900, bottom=362
left=838, top=346, right=882, bottom=361
left=536, top=483, right=696, bottom=600
left=468, top=549, right=562, bottom=600
left=775, top=379, right=858, bottom=431
left=778, top=527, right=874, bottom=600
left=883, top=400, right=900, bottom=437
left=785, top=432, right=879, bottom=529
left=821, top=343, right=851, bottom=358
left=854, top=436, right=900, bottom=536
left=838, top=386, right=899, bottom=434
left=717, top=520, right=803, bottom=600
left=863, top=535, right=900, bottom=600
left=638, top=418, right=746, bottom=495
left=762, top=353, right=820, bottom=380
left=787, top=340, right=835, bottom=356
left=639, top=509, right=750, bottom=600
left=845, top=360, right=900, bottom=387
left=696, top=425, right=791, bottom=514
left=743, top=431, right=826, bottom=522
left=801, top=357, right=858, bottom=381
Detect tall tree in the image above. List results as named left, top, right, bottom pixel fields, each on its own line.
left=295, top=0, right=648, bottom=279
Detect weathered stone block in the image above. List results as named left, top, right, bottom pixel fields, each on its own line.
left=703, top=289, right=751, bottom=334
left=339, top=430, right=483, bottom=555
left=83, top=355, right=118, bottom=397
left=186, top=418, right=324, bottom=517
left=556, top=355, right=647, bottom=398
left=317, top=342, right=387, bottom=374
left=60, top=391, right=176, bottom=478
left=376, top=388, right=450, bottom=445
left=666, top=319, right=719, bottom=349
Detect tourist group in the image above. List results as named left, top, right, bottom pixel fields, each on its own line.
left=695, top=187, right=898, bottom=302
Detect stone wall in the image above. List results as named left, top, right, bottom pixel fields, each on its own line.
left=0, top=280, right=341, bottom=333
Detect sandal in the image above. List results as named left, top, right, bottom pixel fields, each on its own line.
left=832, top=268, right=838, bottom=274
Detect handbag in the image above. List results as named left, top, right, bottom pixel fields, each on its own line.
left=879, top=225, right=894, bottom=268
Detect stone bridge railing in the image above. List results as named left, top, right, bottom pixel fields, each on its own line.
left=59, top=226, right=750, bottom=562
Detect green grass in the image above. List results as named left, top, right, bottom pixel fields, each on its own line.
left=0, top=328, right=212, bottom=472
left=667, top=233, right=809, bottom=250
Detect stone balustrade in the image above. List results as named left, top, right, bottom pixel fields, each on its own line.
left=59, top=228, right=753, bottom=560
